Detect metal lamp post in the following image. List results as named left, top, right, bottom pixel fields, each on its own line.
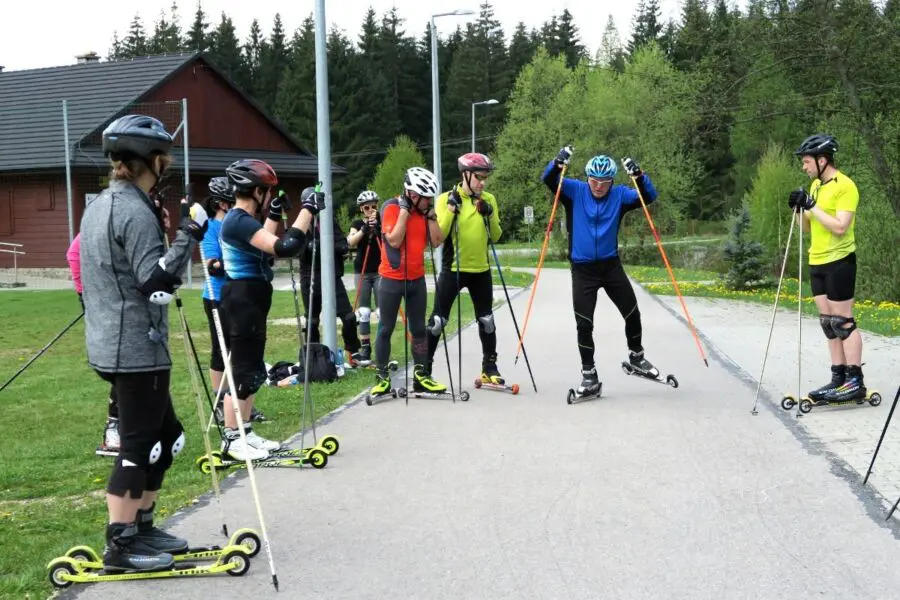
left=471, top=99, right=499, bottom=152
left=431, top=8, right=475, bottom=274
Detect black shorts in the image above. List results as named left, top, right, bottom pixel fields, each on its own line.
left=220, top=279, right=272, bottom=399
left=202, top=298, right=226, bottom=372
left=809, top=252, right=856, bottom=301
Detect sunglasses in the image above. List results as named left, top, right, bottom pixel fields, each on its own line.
left=472, top=173, right=490, bottom=182
left=589, top=177, right=613, bottom=185
left=361, top=204, right=377, bottom=212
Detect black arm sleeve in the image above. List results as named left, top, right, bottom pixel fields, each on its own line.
left=273, top=227, right=308, bottom=258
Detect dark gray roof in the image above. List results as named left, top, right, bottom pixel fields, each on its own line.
left=0, top=52, right=342, bottom=175
left=73, top=146, right=332, bottom=178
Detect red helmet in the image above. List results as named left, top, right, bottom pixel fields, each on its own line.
left=226, top=159, right=278, bottom=193
left=457, top=152, right=494, bottom=173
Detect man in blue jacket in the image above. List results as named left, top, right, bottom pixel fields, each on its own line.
left=542, top=146, right=660, bottom=396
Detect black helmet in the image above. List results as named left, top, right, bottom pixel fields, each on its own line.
left=795, top=134, right=838, bottom=157
left=102, top=114, right=173, bottom=160
left=208, top=176, right=235, bottom=203
left=226, top=159, right=278, bottom=193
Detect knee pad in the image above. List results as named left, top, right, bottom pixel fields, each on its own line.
left=819, top=314, right=838, bottom=339
left=234, top=365, right=267, bottom=399
left=429, top=315, right=447, bottom=336
left=148, top=430, right=185, bottom=469
left=341, top=311, right=357, bottom=324
left=477, top=313, right=496, bottom=334
left=358, top=307, right=371, bottom=323
left=829, top=315, right=857, bottom=340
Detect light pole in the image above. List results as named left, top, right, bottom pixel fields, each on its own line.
left=471, top=99, right=499, bottom=152
left=431, top=8, right=474, bottom=274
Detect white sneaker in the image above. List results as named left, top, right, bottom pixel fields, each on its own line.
left=222, top=435, right=269, bottom=461
left=245, top=429, right=282, bottom=452
left=104, top=419, right=120, bottom=450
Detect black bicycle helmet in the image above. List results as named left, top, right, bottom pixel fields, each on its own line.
left=102, top=114, right=173, bottom=159
left=795, top=134, right=838, bottom=157
left=208, top=176, right=235, bottom=203
left=226, top=159, right=278, bottom=193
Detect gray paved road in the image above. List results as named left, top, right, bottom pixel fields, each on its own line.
left=66, top=269, right=900, bottom=600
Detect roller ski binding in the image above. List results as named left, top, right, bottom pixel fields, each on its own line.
left=358, top=359, right=399, bottom=373
left=473, top=353, right=519, bottom=395
left=47, top=524, right=253, bottom=589
left=400, top=365, right=469, bottom=402
left=567, top=366, right=602, bottom=404
left=55, top=528, right=262, bottom=572
left=621, top=351, right=678, bottom=388
left=365, top=367, right=400, bottom=406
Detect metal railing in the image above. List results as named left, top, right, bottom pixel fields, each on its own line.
left=0, top=242, right=25, bottom=287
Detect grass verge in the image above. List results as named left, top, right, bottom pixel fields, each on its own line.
left=0, top=288, right=475, bottom=598
left=625, top=265, right=900, bottom=337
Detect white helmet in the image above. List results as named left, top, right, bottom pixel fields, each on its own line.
left=403, top=167, right=439, bottom=198
left=356, top=190, right=379, bottom=206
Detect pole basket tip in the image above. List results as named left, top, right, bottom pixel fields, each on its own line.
left=272, top=574, right=280, bottom=591
left=704, top=359, right=709, bottom=368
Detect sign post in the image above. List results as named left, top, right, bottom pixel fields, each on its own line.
left=523, top=205, right=534, bottom=244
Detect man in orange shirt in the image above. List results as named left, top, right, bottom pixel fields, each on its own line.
left=370, top=167, right=449, bottom=396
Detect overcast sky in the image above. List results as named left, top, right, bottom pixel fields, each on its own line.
left=0, top=0, right=685, bottom=72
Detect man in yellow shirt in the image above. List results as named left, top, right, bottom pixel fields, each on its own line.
left=788, top=133, right=866, bottom=404
left=425, top=153, right=504, bottom=385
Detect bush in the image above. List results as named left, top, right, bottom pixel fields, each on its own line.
left=722, top=204, right=767, bottom=289
left=369, top=135, right=426, bottom=201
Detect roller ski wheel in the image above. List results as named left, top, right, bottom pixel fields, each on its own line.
left=567, top=384, right=603, bottom=405
left=621, top=362, right=678, bottom=388
left=47, top=546, right=253, bottom=588
left=317, top=435, right=340, bottom=456
left=399, top=388, right=470, bottom=402
left=473, top=378, right=519, bottom=395
left=365, top=387, right=399, bottom=406
left=60, top=530, right=262, bottom=573
left=781, top=395, right=797, bottom=410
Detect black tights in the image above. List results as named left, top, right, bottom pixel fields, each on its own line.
left=375, top=276, right=427, bottom=369
left=571, top=258, right=643, bottom=368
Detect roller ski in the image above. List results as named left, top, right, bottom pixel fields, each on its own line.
left=399, top=365, right=469, bottom=402
left=567, top=366, right=603, bottom=404
left=473, top=353, right=519, bottom=395
left=95, top=418, right=120, bottom=457
left=54, top=528, right=262, bottom=572
left=365, top=367, right=401, bottom=406
left=621, top=350, right=678, bottom=389
left=47, top=518, right=253, bottom=589
left=781, top=367, right=881, bottom=414
left=196, top=447, right=328, bottom=472
left=356, top=359, right=399, bottom=372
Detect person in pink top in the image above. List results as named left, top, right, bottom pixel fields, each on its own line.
left=66, top=233, right=120, bottom=456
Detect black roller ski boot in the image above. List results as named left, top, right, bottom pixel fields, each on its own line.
left=475, top=353, right=519, bottom=394
left=808, top=365, right=846, bottom=403
left=568, top=366, right=602, bottom=404
left=103, top=522, right=175, bottom=572
left=134, top=503, right=189, bottom=554
left=351, top=344, right=373, bottom=368
left=790, top=365, right=883, bottom=414
left=621, top=351, right=679, bottom=388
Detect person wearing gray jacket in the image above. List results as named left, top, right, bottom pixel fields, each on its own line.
left=80, top=114, right=208, bottom=572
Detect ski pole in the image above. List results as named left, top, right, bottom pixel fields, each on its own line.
left=192, top=202, right=280, bottom=591
left=751, top=212, right=797, bottom=415
left=794, top=207, right=803, bottom=419
left=403, top=226, right=409, bottom=405
left=278, top=191, right=306, bottom=352
left=427, top=236, right=457, bottom=404
left=352, top=236, right=373, bottom=312
left=454, top=214, right=462, bottom=398
left=1, top=312, right=83, bottom=393
left=300, top=206, right=320, bottom=450
left=626, top=165, right=708, bottom=367
left=484, top=217, right=537, bottom=393
left=864, top=385, right=900, bottom=485
left=515, top=162, right=567, bottom=364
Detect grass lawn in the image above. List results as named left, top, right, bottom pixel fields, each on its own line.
left=625, top=265, right=900, bottom=337
left=0, top=288, right=475, bottom=599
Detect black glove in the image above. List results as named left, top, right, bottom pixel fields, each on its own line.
left=475, top=199, right=493, bottom=217
left=179, top=201, right=209, bottom=242
left=268, top=191, right=290, bottom=221
left=301, top=190, right=325, bottom=215
left=555, top=145, right=573, bottom=167
left=398, top=195, right=411, bottom=212
left=424, top=206, right=437, bottom=221
left=622, top=157, right=641, bottom=177
left=447, top=190, right=461, bottom=212
left=207, top=259, right=225, bottom=277
left=788, top=188, right=816, bottom=211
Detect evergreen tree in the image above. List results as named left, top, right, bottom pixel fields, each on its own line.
left=671, top=0, right=710, bottom=70
left=627, top=0, right=662, bottom=56
left=256, top=14, right=289, bottom=112
left=108, top=32, right=124, bottom=60
left=208, top=13, right=245, bottom=87
left=149, top=2, right=182, bottom=55
left=122, top=14, right=148, bottom=58
left=242, top=19, right=265, bottom=91
left=508, top=22, right=539, bottom=77
left=274, top=16, right=317, bottom=150
left=723, top=203, right=767, bottom=290
left=185, top=1, right=209, bottom=52
left=596, top=15, right=625, bottom=71
left=556, top=9, right=587, bottom=68
left=369, top=135, right=427, bottom=200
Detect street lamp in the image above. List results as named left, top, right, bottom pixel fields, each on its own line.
left=431, top=8, right=475, bottom=275
left=471, top=99, right=499, bottom=152
left=431, top=8, right=476, bottom=192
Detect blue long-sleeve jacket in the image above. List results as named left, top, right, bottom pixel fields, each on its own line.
left=541, top=161, right=658, bottom=263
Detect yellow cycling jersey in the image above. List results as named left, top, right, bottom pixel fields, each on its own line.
left=435, top=184, right=502, bottom=273
left=807, top=170, right=859, bottom=266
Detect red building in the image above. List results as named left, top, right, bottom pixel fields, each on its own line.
left=0, top=51, right=342, bottom=268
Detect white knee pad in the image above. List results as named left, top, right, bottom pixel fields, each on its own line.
left=171, top=431, right=185, bottom=458
left=358, top=307, right=371, bottom=323
left=478, top=313, right=496, bottom=334
left=148, top=441, right=163, bottom=465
